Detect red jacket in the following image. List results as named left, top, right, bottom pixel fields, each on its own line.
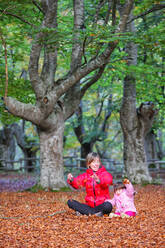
left=67, top=166, right=113, bottom=207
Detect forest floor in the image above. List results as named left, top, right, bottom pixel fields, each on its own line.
left=0, top=184, right=164, bottom=248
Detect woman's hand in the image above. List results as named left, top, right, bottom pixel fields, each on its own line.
left=67, top=173, right=74, bottom=181
left=91, top=173, right=100, bottom=183
left=123, top=178, right=130, bottom=184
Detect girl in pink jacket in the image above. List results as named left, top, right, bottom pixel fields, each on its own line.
left=106, top=179, right=137, bottom=218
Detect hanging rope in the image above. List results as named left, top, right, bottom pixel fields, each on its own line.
left=0, top=28, right=8, bottom=102
left=0, top=210, right=67, bottom=220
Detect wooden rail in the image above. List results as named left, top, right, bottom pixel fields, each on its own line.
left=0, top=157, right=165, bottom=172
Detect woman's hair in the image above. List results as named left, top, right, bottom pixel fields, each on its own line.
left=113, top=182, right=126, bottom=193
left=86, top=152, right=100, bottom=168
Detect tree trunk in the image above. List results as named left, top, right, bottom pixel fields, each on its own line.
left=121, top=98, right=158, bottom=184
left=156, top=130, right=165, bottom=160
left=122, top=121, right=152, bottom=183
left=80, top=142, right=93, bottom=167
left=0, top=126, right=15, bottom=168
left=119, top=9, right=153, bottom=184
left=145, top=131, right=159, bottom=161
left=38, top=116, right=66, bottom=190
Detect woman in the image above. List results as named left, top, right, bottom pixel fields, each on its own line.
left=67, top=152, right=113, bottom=216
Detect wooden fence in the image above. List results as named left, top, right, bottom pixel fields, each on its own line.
left=0, top=157, right=165, bottom=177
left=0, top=158, right=40, bottom=173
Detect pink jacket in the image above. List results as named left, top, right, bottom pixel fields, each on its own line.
left=106, top=182, right=137, bottom=214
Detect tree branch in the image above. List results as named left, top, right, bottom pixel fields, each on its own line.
left=96, top=100, right=104, bottom=119
left=101, top=94, right=113, bottom=132
left=112, top=0, right=117, bottom=26
left=137, top=102, right=159, bottom=136
left=127, top=4, right=165, bottom=24
left=0, top=10, right=36, bottom=27
left=32, top=0, right=45, bottom=14
left=94, top=0, right=106, bottom=24
left=29, top=0, right=58, bottom=100
left=28, top=32, right=44, bottom=99
left=80, top=65, right=106, bottom=98
left=70, top=0, right=85, bottom=72
left=73, top=102, right=84, bottom=144
left=40, top=0, right=58, bottom=86
left=105, top=0, right=112, bottom=24
left=117, top=0, right=134, bottom=32
left=4, top=97, right=44, bottom=126
left=61, top=0, right=85, bottom=120
left=31, top=0, right=134, bottom=117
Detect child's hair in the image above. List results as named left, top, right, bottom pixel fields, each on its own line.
left=113, top=182, right=126, bottom=193
left=86, top=152, right=100, bottom=168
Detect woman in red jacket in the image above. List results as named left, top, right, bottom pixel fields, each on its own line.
left=67, top=152, right=113, bottom=216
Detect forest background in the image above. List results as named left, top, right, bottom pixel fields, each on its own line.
left=0, top=0, right=165, bottom=190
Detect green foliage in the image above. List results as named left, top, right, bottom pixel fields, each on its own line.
left=134, top=0, right=163, bottom=15
left=134, top=6, right=165, bottom=131
left=25, top=183, right=44, bottom=193
left=64, top=78, right=123, bottom=160
left=0, top=0, right=165, bottom=159
left=50, top=186, right=71, bottom=192
left=0, top=77, right=35, bottom=124
left=26, top=183, right=71, bottom=193
left=0, top=1, right=35, bottom=125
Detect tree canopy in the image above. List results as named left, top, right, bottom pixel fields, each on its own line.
left=0, top=0, right=165, bottom=187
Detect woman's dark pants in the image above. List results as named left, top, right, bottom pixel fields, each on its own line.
left=67, top=199, right=112, bottom=216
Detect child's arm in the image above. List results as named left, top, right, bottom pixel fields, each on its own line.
left=105, top=197, right=115, bottom=207
left=123, top=179, right=135, bottom=196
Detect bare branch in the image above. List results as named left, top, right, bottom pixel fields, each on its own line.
left=112, top=0, right=117, bottom=26
left=70, top=0, right=85, bottom=72
left=4, top=97, right=44, bottom=126
left=101, top=94, right=113, bottom=132
left=96, top=100, right=104, bottom=119
left=117, top=0, right=134, bottom=32
left=80, top=65, right=106, bottom=98
left=62, top=0, right=85, bottom=120
left=127, top=4, right=165, bottom=24
left=32, top=0, right=45, bottom=14
left=29, top=0, right=58, bottom=99
left=40, top=0, right=58, bottom=86
left=94, top=0, right=106, bottom=24
left=28, top=32, right=44, bottom=99
left=82, top=36, right=87, bottom=65
left=105, top=0, right=112, bottom=24
left=137, top=102, right=159, bottom=136
left=0, top=10, right=36, bottom=27
left=74, top=103, right=84, bottom=144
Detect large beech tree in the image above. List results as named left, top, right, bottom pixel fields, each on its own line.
left=1, top=0, right=134, bottom=189
left=1, top=0, right=164, bottom=188
left=119, top=4, right=164, bottom=183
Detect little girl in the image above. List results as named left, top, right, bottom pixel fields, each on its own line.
left=106, top=179, right=137, bottom=218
